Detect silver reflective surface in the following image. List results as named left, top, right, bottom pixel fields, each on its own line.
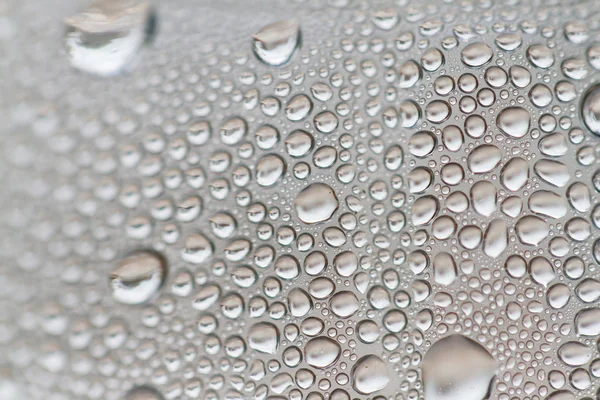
left=1, top=0, right=600, bottom=399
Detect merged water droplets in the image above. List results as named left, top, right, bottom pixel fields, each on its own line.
left=6, top=1, right=600, bottom=400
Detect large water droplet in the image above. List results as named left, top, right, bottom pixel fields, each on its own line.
left=123, top=385, right=163, bottom=400
left=248, top=322, right=280, bottom=355
left=64, top=0, right=155, bottom=76
left=574, top=308, right=600, bottom=336
left=468, top=144, right=502, bottom=174
left=496, top=107, right=530, bottom=138
left=256, top=154, right=285, bottom=187
left=461, top=42, right=493, bottom=67
left=515, top=216, right=549, bottom=246
left=422, top=335, right=497, bottom=400
left=304, top=337, right=341, bottom=368
left=483, top=219, right=508, bottom=258
left=252, top=19, right=300, bottom=66
left=581, top=84, right=600, bottom=136
left=294, top=183, right=338, bottom=224
left=352, top=355, right=390, bottom=394
left=558, top=342, right=592, bottom=366
left=110, top=250, right=166, bottom=305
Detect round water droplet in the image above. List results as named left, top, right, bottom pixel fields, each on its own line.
left=285, top=94, right=313, bottom=121
left=329, top=291, right=358, bottom=318
left=527, top=44, right=555, bottom=69
left=574, top=308, right=600, bottom=336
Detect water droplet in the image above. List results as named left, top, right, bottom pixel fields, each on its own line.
left=304, top=337, right=341, bottom=368
left=574, top=308, right=600, bottom=336
left=64, top=0, right=155, bottom=76
left=256, top=154, right=285, bottom=186
left=352, top=355, right=390, bottom=394
left=110, top=250, right=166, bottom=305
left=432, top=252, right=457, bottom=285
left=124, top=385, right=163, bottom=400
left=527, top=44, right=555, bottom=68
left=483, top=219, right=508, bottom=258
left=329, top=291, right=358, bottom=318
left=534, top=160, right=570, bottom=187
left=497, top=107, right=530, bottom=138
left=248, top=322, right=280, bottom=355
left=468, top=144, right=502, bottom=174
left=515, top=216, right=549, bottom=246
left=285, top=94, right=313, bottom=121
left=294, top=183, right=338, bottom=224
left=252, top=19, right=300, bottom=66
left=558, top=342, right=592, bottom=366
left=501, top=157, right=529, bottom=191
left=422, top=335, right=496, bottom=400
left=582, top=84, right=600, bottom=136
left=461, top=42, right=493, bottom=67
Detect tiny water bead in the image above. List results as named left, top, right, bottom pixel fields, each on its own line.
left=64, top=0, right=155, bottom=76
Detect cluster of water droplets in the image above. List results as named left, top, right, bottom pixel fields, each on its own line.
left=2, top=0, right=600, bottom=399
